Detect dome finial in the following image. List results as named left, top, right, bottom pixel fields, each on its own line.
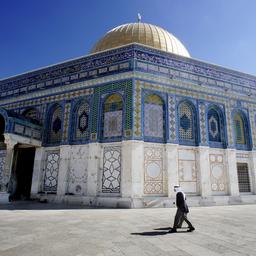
left=137, top=13, right=142, bottom=23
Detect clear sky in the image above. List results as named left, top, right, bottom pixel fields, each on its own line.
left=1, top=0, right=256, bottom=79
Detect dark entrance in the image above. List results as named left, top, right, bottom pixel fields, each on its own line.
left=9, top=146, right=36, bottom=200
left=0, top=114, right=6, bottom=149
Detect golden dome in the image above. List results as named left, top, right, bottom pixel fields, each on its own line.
left=91, top=22, right=190, bottom=57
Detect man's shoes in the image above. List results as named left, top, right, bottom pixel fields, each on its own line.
left=168, top=228, right=177, bottom=233
left=187, top=227, right=195, bottom=232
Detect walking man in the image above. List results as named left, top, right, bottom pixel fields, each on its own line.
left=169, top=185, right=195, bottom=233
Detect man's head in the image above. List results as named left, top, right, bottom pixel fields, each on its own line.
left=174, top=185, right=181, bottom=192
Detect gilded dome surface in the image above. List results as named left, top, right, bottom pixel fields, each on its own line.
left=91, top=22, right=190, bottom=57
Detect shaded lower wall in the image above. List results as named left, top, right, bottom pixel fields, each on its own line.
left=30, top=141, right=256, bottom=208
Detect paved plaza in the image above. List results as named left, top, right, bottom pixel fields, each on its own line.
left=0, top=203, right=256, bottom=256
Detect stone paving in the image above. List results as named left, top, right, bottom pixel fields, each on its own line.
left=0, top=203, right=256, bottom=256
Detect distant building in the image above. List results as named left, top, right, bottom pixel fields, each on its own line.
left=0, top=22, right=255, bottom=207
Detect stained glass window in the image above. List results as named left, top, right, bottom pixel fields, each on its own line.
left=74, top=102, right=90, bottom=140
left=144, top=94, right=164, bottom=139
left=103, top=94, right=123, bottom=138
left=178, top=102, right=194, bottom=141
left=208, top=109, right=221, bottom=142
left=234, top=113, right=245, bottom=145
left=49, top=105, right=62, bottom=144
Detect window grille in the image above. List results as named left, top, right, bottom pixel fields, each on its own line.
left=237, top=163, right=251, bottom=192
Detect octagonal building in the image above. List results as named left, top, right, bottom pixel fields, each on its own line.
left=0, top=22, right=256, bottom=207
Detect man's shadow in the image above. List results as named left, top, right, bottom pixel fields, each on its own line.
left=131, top=227, right=188, bottom=236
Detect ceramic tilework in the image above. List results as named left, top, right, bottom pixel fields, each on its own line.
left=199, top=103, right=207, bottom=144
left=75, top=102, right=90, bottom=140
left=63, top=102, right=71, bottom=143
left=249, top=110, right=256, bottom=148
left=102, top=146, right=121, bottom=193
left=134, top=80, right=142, bottom=137
left=178, top=102, right=193, bottom=140
left=91, top=80, right=132, bottom=141
left=168, top=95, right=176, bottom=142
left=208, top=109, right=221, bottom=142
left=43, top=151, right=60, bottom=193
left=234, top=113, right=245, bottom=145
left=225, top=103, right=234, bottom=146
left=144, top=146, right=166, bottom=194
left=144, top=103, right=163, bottom=138
left=103, top=111, right=122, bottom=138
left=209, top=154, right=227, bottom=193
left=0, top=151, right=6, bottom=190
left=49, top=106, right=62, bottom=144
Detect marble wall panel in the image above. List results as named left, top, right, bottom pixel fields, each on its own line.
left=209, top=154, right=227, bottom=194
left=102, top=146, right=121, bottom=193
left=178, top=149, right=198, bottom=193
left=67, top=146, right=88, bottom=195
left=144, top=146, right=167, bottom=195
left=43, top=150, right=60, bottom=193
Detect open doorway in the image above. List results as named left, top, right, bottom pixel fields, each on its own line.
left=9, top=146, right=36, bottom=200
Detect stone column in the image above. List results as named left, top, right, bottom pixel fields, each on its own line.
left=225, top=148, right=240, bottom=196
left=30, top=147, right=44, bottom=195
left=0, top=134, right=16, bottom=203
left=57, top=145, right=71, bottom=196
left=166, top=144, right=179, bottom=198
left=121, top=141, right=133, bottom=198
left=198, top=146, right=211, bottom=197
left=123, top=141, right=144, bottom=208
left=249, top=151, right=256, bottom=194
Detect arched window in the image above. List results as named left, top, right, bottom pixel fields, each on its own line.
left=144, top=94, right=165, bottom=140
left=48, top=104, right=63, bottom=144
left=178, top=101, right=197, bottom=145
left=234, top=112, right=246, bottom=145
left=208, top=108, right=221, bottom=142
left=23, top=108, right=40, bottom=123
left=73, top=101, right=90, bottom=141
left=103, top=93, right=123, bottom=138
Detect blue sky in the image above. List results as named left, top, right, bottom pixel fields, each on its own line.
left=1, top=0, right=256, bottom=79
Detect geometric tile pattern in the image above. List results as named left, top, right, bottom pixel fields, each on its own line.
left=75, top=102, right=90, bottom=139
left=168, top=95, right=176, bottom=141
left=0, top=150, right=6, bottom=191
left=144, top=103, right=163, bottom=138
left=104, top=111, right=122, bottom=138
left=208, top=109, right=221, bottom=142
left=144, top=147, right=166, bottom=194
left=43, top=151, right=60, bottom=193
left=226, top=104, right=234, bottom=146
left=178, top=102, right=193, bottom=140
left=63, top=102, right=71, bottom=143
left=90, top=80, right=132, bottom=141
left=134, top=80, right=142, bottom=137
left=234, top=113, right=245, bottom=145
left=209, top=154, right=227, bottom=193
left=49, top=105, right=62, bottom=144
left=199, top=103, right=207, bottom=144
left=102, top=146, right=121, bottom=193
left=250, top=111, right=256, bottom=148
